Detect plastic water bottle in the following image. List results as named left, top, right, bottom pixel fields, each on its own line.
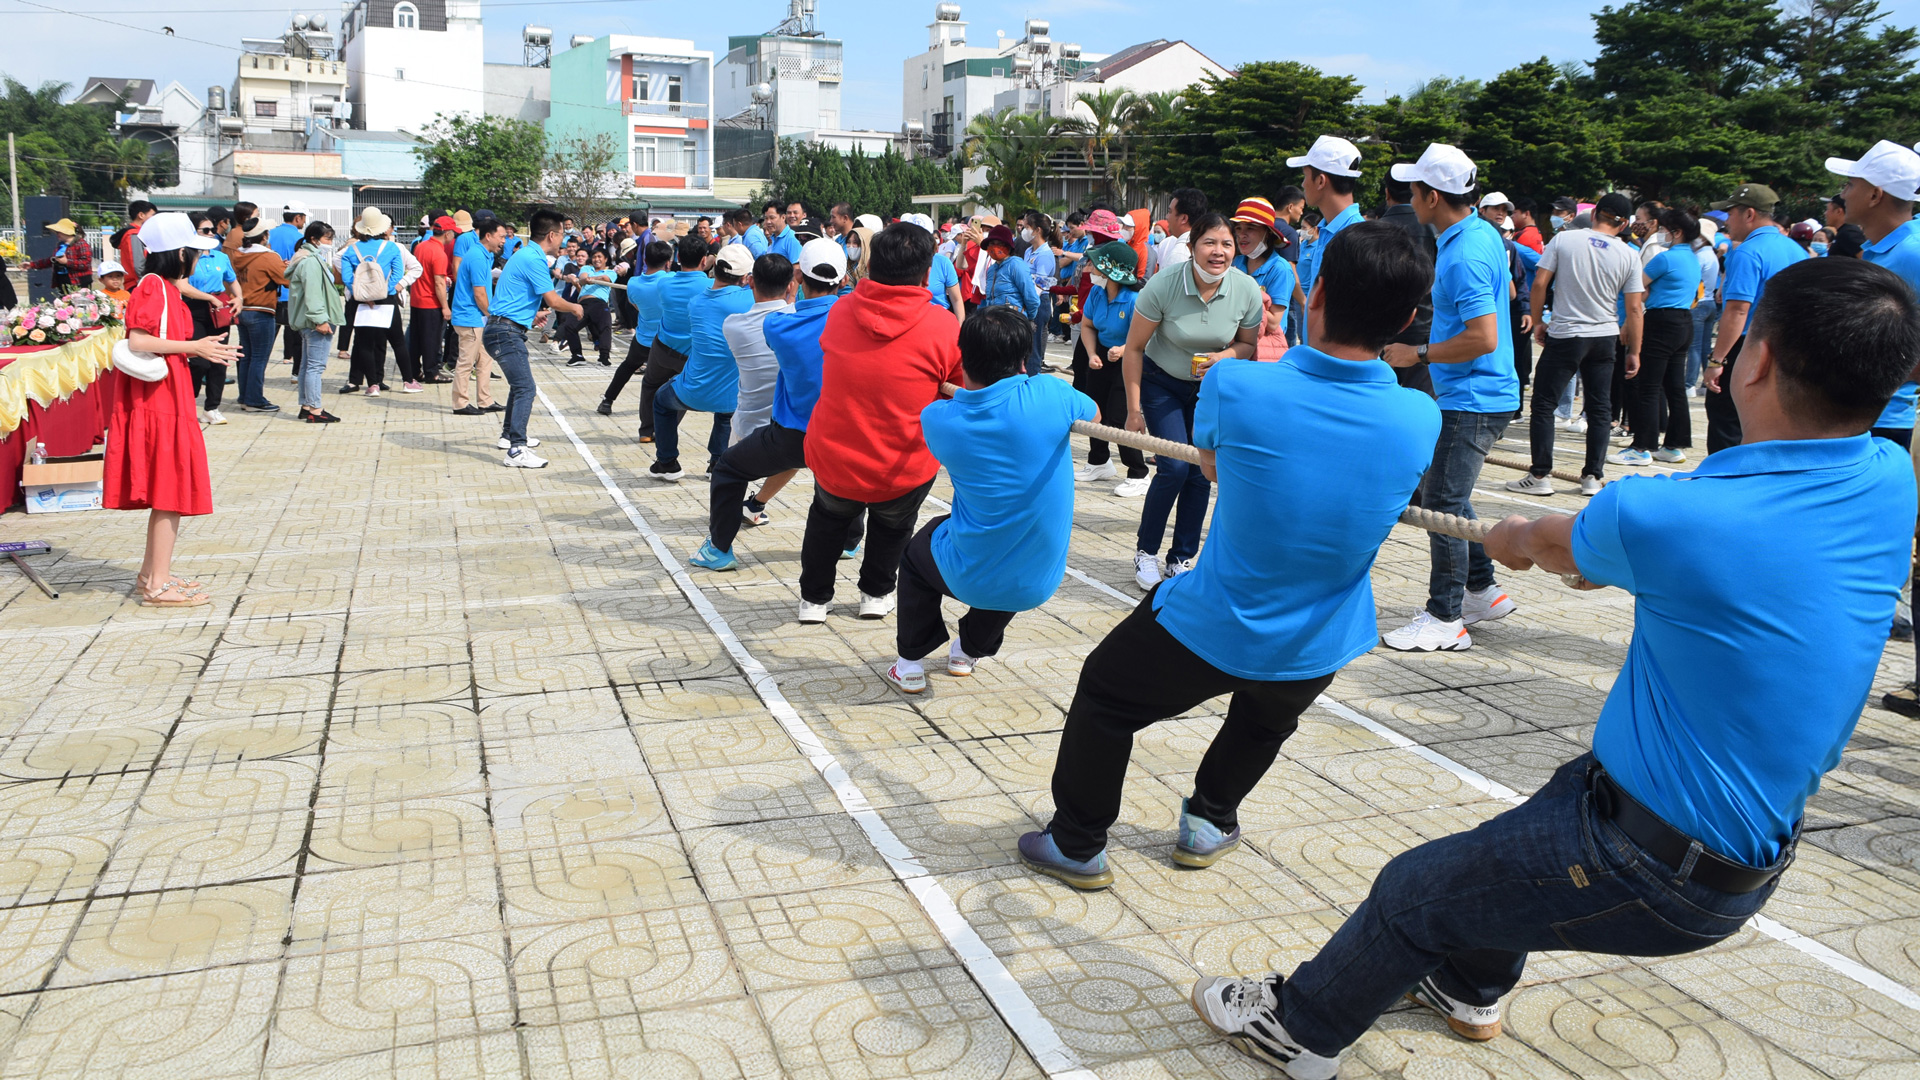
left=27, top=441, right=45, bottom=466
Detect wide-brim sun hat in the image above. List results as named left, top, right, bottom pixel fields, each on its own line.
left=1086, top=241, right=1141, bottom=287
left=357, top=206, right=394, bottom=236
left=1082, top=208, right=1124, bottom=241
left=1229, top=197, right=1284, bottom=241
left=139, top=211, right=219, bottom=252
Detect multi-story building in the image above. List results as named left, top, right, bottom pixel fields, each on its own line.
left=547, top=34, right=726, bottom=216
left=903, top=6, right=1099, bottom=157
left=714, top=1, right=843, bottom=139
left=339, top=0, right=486, bottom=134
left=234, top=19, right=350, bottom=145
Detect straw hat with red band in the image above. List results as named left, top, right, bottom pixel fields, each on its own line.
left=1229, top=197, right=1285, bottom=240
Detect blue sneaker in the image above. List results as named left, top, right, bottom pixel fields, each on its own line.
left=689, top=540, right=738, bottom=572
left=1608, top=447, right=1653, bottom=467
left=1173, top=797, right=1241, bottom=868
left=840, top=544, right=861, bottom=561
left=1018, top=829, right=1113, bottom=890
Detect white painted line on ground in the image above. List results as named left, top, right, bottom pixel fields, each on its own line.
left=537, top=390, right=1098, bottom=1080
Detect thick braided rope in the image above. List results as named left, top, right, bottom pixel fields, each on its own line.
left=1484, top=452, right=1587, bottom=486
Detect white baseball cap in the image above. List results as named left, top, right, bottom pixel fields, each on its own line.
left=138, top=211, right=219, bottom=252
left=1827, top=139, right=1920, bottom=202
left=1285, top=134, right=1363, bottom=178
left=1478, top=191, right=1513, bottom=210
left=282, top=201, right=311, bottom=217
left=713, top=243, right=755, bottom=277
left=1391, top=143, right=1479, bottom=196
left=798, top=237, right=847, bottom=283
left=901, top=212, right=936, bottom=234
left=855, top=213, right=886, bottom=232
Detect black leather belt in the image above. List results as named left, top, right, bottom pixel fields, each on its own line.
left=486, top=314, right=530, bottom=331
left=1591, top=767, right=1787, bottom=894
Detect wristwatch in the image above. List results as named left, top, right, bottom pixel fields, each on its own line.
left=1415, top=344, right=1429, bottom=361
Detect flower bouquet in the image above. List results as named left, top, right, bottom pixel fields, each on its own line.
left=6, top=291, right=118, bottom=347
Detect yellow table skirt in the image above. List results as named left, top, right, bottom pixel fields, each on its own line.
left=0, top=327, right=123, bottom=437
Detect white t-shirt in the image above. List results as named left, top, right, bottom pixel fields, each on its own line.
left=1538, top=228, right=1645, bottom=338
left=1157, top=231, right=1191, bottom=276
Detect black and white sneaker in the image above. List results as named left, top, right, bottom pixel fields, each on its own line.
left=1189, top=974, right=1340, bottom=1080
left=1406, top=975, right=1502, bottom=1041
left=649, top=459, right=685, bottom=482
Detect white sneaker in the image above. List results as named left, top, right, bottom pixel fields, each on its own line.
left=1113, top=477, right=1151, bottom=498
left=1076, top=460, right=1117, bottom=482
left=858, top=591, right=896, bottom=619
left=1580, top=474, right=1605, bottom=497
left=1134, top=550, right=1163, bottom=591
left=503, top=447, right=548, bottom=469
left=1167, top=556, right=1196, bottom=576
left=202, top=409, right=227, bottom=425
left=1462, top=586, right=1515, bottom=626
left=1383, top=610, right=1471, bottom=652
left=1608, top=447, right=1652, bottom=466
left=497, top=436, right=541, bottom=449
left=1190, top=974, right=1341, bottom=1080
left=797, top=601, right=829, bottom=624
left=1505, top=475, right=1554, bottom=496
left=1407, top=975, right=1503, bottom=1041
left=947, top=640, right=976, bottom=677
left=1653, top=447, right=1688, bottom=464
left=884, top=660, right=927, bottom=694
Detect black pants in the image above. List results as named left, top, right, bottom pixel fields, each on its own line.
left=604, top=336, right=652, bottom=405
left=441, top=322, right=459, bottom=374
left=636, top=341, right=686, bottom=436
left=1511, top=304, right=1532, bottom=388
left=798, top=478, right=933, bottom=605
left=1705, top=336, right=1744, bottom=454
left=1874, top=427, right=1915, bottom=450
left=1633, top=309, right=1694, bottom=451
left=1069, top=337, right=1147, bottom=476
left=348, top=297, right=413, bottom=387
left=277, top=298, right=302, bottom=363
left=337, top=301, right=354, bottom=356
left=1529, top=334, right=1615, bottom=479
left=409, top=306, right=446, bottom=379
left=567, top=297, right=611, bottom=362
left=1047, top=593, right=1335, bottom=861
left=896, top=516, right=1017, bottom=662
left=709, top=421, right=808, bottom=553
left=1395, top=359, right=1435, bottom=398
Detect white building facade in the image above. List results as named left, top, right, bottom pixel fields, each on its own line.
left=340, top=0, right=486, bottom=133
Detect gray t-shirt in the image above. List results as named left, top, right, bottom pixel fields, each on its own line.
left=1538, top=228, right=1644, bottom=338
left=722, top=298, right=792, bottom=442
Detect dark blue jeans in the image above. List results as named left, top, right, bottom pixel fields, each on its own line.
left=482, top=316, right=536, bottom=448
left=1136, top=364, right=1211, bottom=563
left=651, top=380, right=732, bottom=468
left=235, top=309, right=279, bottom=407
left=1422, top=409, right=1506, bottom=621
left=1278, top=753, right=1784, bottom=1057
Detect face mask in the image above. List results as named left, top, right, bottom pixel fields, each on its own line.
left=1020, top=227, right=1035, bottom=243
left=1246, top=241, right=1269, bottom=260
left=1655, top=230, right=1671, bottom=246
left=846, top=245, right=862, bottom=260
left=1193, top=263, right=1229, bottom=285
left=1088, top=272, right=1109, bottom=289
left=1150, top=229, right=1166, bottom=244
left=1812, top=242, right=1829, bottom=256
left=1551, top=216, right=1568, bottom=230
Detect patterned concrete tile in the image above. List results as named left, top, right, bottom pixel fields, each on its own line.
left=317, top=743, right=487, bottom=806
left=261, top=1031, right=524, bottom=1079
left=756, top=967, right=1042, bottom=1079
left=634, top=714, right=803, bottom=772
left=98, top=810, right=306, bottom=894
left=307, top=795, right=493, bottom=871
left=269, top=934, right=515, bottom=1067
left=322, top=700, right=479, bottom=753
left=520, top=1006, right=785, bottom=1080
left=0, top=774, right=145, bottom=839
left=717, top=882, right=952, bottom=990
left=0, top=899, right=85, bottom=994
left=652, top=761, right=843, bottom=828
left=0, top=724, right=172, bottom=782
left=289, top=857, right=503, bottom=955
left=482, top=730, right=648, bottom=792
left=498, top=836, right=705, bottom=927
left=513, top=903, right=741, bottom=1022
left=837, top=743, right=1000, bottom=809
left=873, top=794, right=1036, bottom=874
left=1, top=961, right=277, bottom=1079
left=683, top=816, right=893, bottom=901
left=55, top=880, right=292, bottom=985
left=940, top=864, right=1152, bottom=955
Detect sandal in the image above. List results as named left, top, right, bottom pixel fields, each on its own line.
left=139, top=580, right=210, bottom=608
left=136, top=574, right=205, bottom=595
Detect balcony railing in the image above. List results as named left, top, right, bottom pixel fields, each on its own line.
left=626, top=99, right=707, bottom=117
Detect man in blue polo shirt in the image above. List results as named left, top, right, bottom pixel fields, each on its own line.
left=1703, top=182, right=1807, bottom=452
left=1381, top=143, right=1521, bottom=653
left=1021, top=222, right=1439, bottom=891
left=448, top=218, right=503, bottom=416
left=635, top=234, right=713, bottom=443
left=1190, top=257, right=1917, bottom=1077
left=649, top=244, right=755, bottom=481
left=484, top=210, right=583, bottom=468
left=598, top=240, right=673, bottom=417
left=1288, top=134, right=1364, bottom=346
left=882, top=307, right=1097, bottom=694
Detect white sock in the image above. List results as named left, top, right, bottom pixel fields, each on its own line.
left=948, top=639, right=972, bottom=663
left=894, top=657, right=923, bottom=677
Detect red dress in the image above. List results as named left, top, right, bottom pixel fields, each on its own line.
left=103, top=275, right=213, bottom=515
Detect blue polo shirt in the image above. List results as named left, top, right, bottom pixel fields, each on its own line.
left=671, top=284, right=755, bottom=413
left=340, top=238, right=405, bottom=300
left=626, top=269, right=666, bottom=347
left=766, top=293, right=838, bottom=430
left=576, top=267, right=614, bottom=304
left=1298, top=203, right=1362, bottom=344
left=488, top=244, right=552, bottom=326
left=765, top=226, right=802, bottom=264
left=1082, top=285, right=1137, bottom=354
left=268, top=222, right=303, bottom=301
left=653, top=271, right=708, bottom=354
left=1863, top=218, right=1920, bottom=430
left=1059, top=235, right=1090, bottom=283
left=923, top=375, right=1098, bottom=612
left=450, top=246, right=493, bottom=328
left=1153, top=348, right=1439, bottom=679
left=1429, top=214, right=1519, bottom=414
left=188, top=248, right=236, bottom=296
left=1234, top=252, right=1297, bottom=317
left=1643, top=246, right=1702, bottom=310
left=742, top=225, right=770, bottom=257
left=927, top=252, right=961, bottom=309
left=1722, top=225, right=1807, bottom=331
left=1573, top=435, right=1914, bottom=867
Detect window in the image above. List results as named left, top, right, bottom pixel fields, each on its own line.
left=254, top=99, right=277, bottom=117
left=922, top=67, right=929, bottom=89
left=395, top=68, right=406, bottom=81
left=682, top=140, right=697, bottom=175
left=631, top=134, right=657, bottom=174
left=632, top=134, right=697, bottom=176
left=632, top=74, right=648, bottom=101
left=667, top=75, right=682, bottom=108
left=393, top=2, right=417, bottom=28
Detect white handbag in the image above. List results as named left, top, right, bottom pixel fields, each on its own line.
left=112, top=281, right=172, bottom=383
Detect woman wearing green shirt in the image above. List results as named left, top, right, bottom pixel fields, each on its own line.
left=1121, top=212, right=1264, bottom=590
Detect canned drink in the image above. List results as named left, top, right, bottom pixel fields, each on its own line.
left=1191, top=354, right=1209, bottom=378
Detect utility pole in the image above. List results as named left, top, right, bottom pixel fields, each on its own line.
left=7, top=132, right=19, bottom=234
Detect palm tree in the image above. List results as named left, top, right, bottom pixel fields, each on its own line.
left=1058, top=87, right=1135, bottom=202
left=962, top=108, right=1066, bottom=219
left=104, top=139, right=153, bottom=194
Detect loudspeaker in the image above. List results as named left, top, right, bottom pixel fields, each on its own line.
left=23, top=195, right=66, bottom=304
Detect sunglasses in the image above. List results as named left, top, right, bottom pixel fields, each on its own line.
left=197, top=227, right=216, bottom=234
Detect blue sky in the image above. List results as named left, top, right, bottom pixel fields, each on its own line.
left=10, top=0, right=1920, bottom=128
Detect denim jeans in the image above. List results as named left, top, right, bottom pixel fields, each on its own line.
left=1554, top=376, right=1577, bottom=421
left=483, top=316, right=536, bottom=448
left=298, top=329, right=332, bottom=411
left=235, top=309, right=279, bottom=408
left=1136, top=365, right=1211, bottom=563
left=1421, top=409, right=1505, bottom=621
left=1277, top=753, right=1783, bottom=1057
left=1027, top=295, right=1054, bottom=377
left=1529, top=335, right=1615, bottom=479
left=651, top=381, right=732, bottom=469
left=1687, top=301, right=1718, bottom=388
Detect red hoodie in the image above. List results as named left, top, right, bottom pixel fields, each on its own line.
left=807, top=278, right=964, bottom=502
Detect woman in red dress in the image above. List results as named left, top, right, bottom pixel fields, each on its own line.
left=106, top=212, right=239, bottom=607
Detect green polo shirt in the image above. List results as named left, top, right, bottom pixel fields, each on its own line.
left=1134, top=263, right=1265, bottom=381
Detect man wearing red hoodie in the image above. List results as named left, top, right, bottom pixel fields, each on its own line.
left=799, top=223, right=965, bottom=624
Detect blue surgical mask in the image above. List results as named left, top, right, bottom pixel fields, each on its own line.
left=1550, top=215, right=1568, bottom=229
left=1811, top=242, right=1829, bottom=256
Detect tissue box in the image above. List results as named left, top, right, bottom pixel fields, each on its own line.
left=21, top=454, right=104, bottom=514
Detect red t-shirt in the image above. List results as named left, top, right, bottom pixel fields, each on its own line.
left=805, top=279, right=964, bottom=502
left=410, top=236, right=450, bottom=308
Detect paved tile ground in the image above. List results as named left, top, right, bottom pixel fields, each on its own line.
left=0, top=332, right=1916, bottom=1079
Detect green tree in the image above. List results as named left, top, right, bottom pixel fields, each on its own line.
left=1058, top=87, right=1137, bottom=203
left=1369, top=77, right=1479, bottom=161
left=540, top=132, right=623, bottom=225
left=0, top=76, right=133, bottom=225
left=759, top=140, right=959, bottom=219
left=415, top=113, right=545, bottom=221
left=962, top=109, right=1065, bottom=218
left=1460, top=59, right=1612, bottom=199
